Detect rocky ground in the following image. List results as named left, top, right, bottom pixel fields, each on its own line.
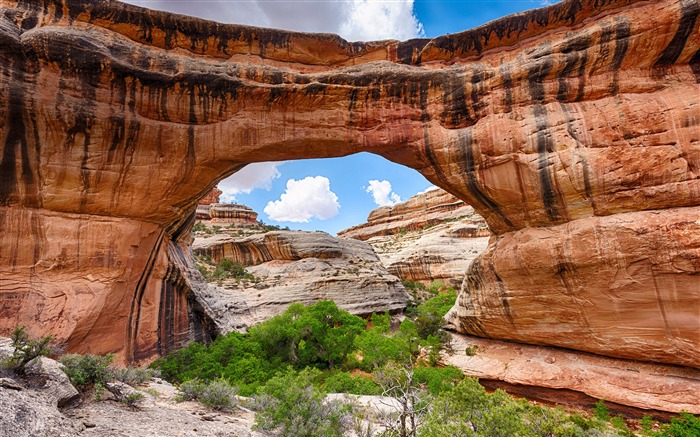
left=64, top=380, right=261, bottom=437
left=0, top=338, right=261, bottom=437
left=0, top=336, right=403, bottom=437
left=1, top=371, right=263, bottom=437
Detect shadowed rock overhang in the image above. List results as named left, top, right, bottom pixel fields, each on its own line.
left=0, top=0, right=698, bottom=382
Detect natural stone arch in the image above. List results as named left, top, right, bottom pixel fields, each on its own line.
left=0, top=0, right=698, bottom=366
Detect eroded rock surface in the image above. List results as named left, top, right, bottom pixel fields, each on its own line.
left=340, top=188, right=488, bottom=240
left=445, top=333, right=700, bottom=415
left=0, top=0, right=698, bottom=381
left=193, top=230, right=407, bottom=331
left=195, top=188, right=259, bottom=225
left=446, top=206, right=700, bottom=368
left=0, top=339, right=82, bottom=436
left=339, top=188, right=489, bottom=288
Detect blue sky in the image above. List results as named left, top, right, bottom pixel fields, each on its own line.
left=125, top=0, right=559, bottom=234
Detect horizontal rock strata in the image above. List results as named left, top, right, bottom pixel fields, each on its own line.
left=339, top=189, right=488, bottom=240
left=340, top=188, right=490, bottom=288
left=445, top=333, right=700, bottom=415
left=446, top=206, right=700, bottom=367
left=0, top=0, right=697, bottom=394
left=193, top=231, right=407, bottom=330
left=197, top=204, right=259, bottom=225
left=374, top=228, right=489, bottom=290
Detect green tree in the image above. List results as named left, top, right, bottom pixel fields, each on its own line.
left=353, top=328, right=411, bottom=371
left=417, top=290, right=456, bottom=318
left=250, top=301, right=365, bottom=370
left=323, top=371, right=381, bottom=395
left=412, top=366, right=463, bottom=395
left=296, top=301, right=365, bottom=369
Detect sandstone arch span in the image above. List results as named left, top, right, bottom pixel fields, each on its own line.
left=0, top=0, right=698, bottom=367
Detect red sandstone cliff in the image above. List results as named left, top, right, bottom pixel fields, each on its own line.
left=198, top=188, right=223, bottom=206
left=0, top=0, right=698, bottom=392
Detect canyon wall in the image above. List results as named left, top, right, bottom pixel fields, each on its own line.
left=339, top=188, right=490, bottom=288
left=193, top=230, right=407, bottom=331
left=0, top=0, right=698, bottom=377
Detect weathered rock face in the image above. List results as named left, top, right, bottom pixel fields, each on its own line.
left=340, top=188, right=490, bottom=288
left=196, top=203, right=259, bottom=225
left=193, top=231, right=407, bottom=331
left=198, top=188, right=222, bottom=206
left=445, top=333, right=700, bottom=415
left=339, top=188, right=489, bottom=240
left=0, top=0, right=699, bottom=377
left=195, top=188, right=259, bottom=224
left=446, top=206, right=700, bottom=367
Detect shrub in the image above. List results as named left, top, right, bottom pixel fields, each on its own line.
left=611, top=415, right=634, bottom=436
left=253, top=369, right=351, bottom=437
left=465, top=345, right=478, bottom=356
left=196, top=263, right=212, bottom=281
left=593, top=399, right=611, bottom=421
left=177, top=378, right=238, bottom=410
left=199, top=379, right=238, bottom=410
left=353, top=329, right=411, bottom=371
left=214, top=259, right=253, bottom=280
left=121, top=392, right=144, bottom=409
left=417, top=290, right=457, bottom=318
left=427, top=281, right=445, bottom=296
left=176, top=378, right=206, bottom=402
left=412, top=365, right=463, bottom=396
left=568, top=413, right=593, bottom=431
left=1, top=326, right=53, bottom=375
left=114, top=367, right=157, bottom=387
left=323, top=371, right=381, bottom=396
left=656, top=412, right=700, bottom=437
left=419, top=378, right=522, bottom=436
left=414, top=311, right=444, bottom=340
left=59, top=353, right=115, bottom=392
left=522, top=403, right=587, bottom=437
left=397, top=319, right=421, bottom=356
left=402, top=280, right=427, bottom=292
left=640, top=415, right=655, bottom=432
left=152, top=332, right=273, bottom=396
left=368, top=312, right=391, bottom=334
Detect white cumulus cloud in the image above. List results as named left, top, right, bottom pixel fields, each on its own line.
left=366, top=180, right=402, bottom=207
left=340, top=0, right=424, bottom=42
left=416, top=185, right=439, bottom=195
left=264, top=176, right=340, bottom=222
left=122, top=0, right=423, bottom=41
left=218, top=162, right=281, bottom=202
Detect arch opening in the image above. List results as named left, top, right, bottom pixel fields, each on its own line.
left=0, top=0, right=698, bottom=371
